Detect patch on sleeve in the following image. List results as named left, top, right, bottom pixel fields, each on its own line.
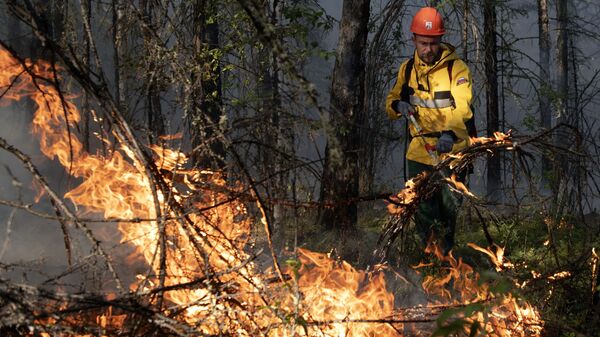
left=456, top=77, right=468, bottom=86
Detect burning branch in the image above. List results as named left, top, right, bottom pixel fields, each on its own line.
left=373, top=127, right=583, bottom=264
left=0, top=277, right=204, bottom=336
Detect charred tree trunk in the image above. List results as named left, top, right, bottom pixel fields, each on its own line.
left=484, top=0, right=501, bottom=201
left=538, top=0, right=552, bottom=184
left=189, top=0, right=225, bottom=170
left=319, top=0, right=370, bottom=231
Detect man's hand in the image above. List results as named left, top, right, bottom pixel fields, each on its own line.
left=436, top=131, right=456, bottom=153
left=392, top=100, right=415, bottom=117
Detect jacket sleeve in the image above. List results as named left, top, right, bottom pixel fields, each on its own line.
left=385, top=61, right=407, bottom=120
left=446, top=60, right=473, bottom=141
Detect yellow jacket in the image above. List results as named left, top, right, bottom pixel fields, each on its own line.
left=386, top=43, right=474, bottom=165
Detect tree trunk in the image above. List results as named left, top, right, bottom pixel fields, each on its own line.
left=462, top=0, right=469, bottom=61
left=189, top=0, right=225, bottom=170
left=257, top=0, right=286, bottom=248
left=555, top=0, right=568, bottom=128
left=319, top=0, right=370, bottom=231
left=141, top=0, right=165, bottom=142
left=538, top=0, right=552, bottom=182
left=81, top=0, right=92, bottom=152
left=552, top=0, right=568, bottom=199
left=484, top=0, right=501, bottom=201
left=112, top=0, right=127, bottom=119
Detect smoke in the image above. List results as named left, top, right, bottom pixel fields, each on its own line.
left=0, top=100, right=131, bottom=288
left=0, top=105, right=60, bottom=264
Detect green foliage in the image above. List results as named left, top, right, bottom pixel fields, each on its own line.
left=283, top=4, right=333, bottom=31
left=279, top=3, right=334, bottom=60
left=454, top=207, right=600, bottom=335
left=521, top=112, right=537, bottom=131
left=285, top=258, right=302, bottom=280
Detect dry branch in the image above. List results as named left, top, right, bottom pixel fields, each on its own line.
left=373, top=126, right=585, bottom=264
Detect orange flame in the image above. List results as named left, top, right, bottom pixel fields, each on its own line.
left=1, top=46, right=403, bottom=336
left=387, top=175, right=420, bottom=216
left=415, top=241, right=543, bottom=336
left=0, top=46, right=264, bottom=334
left=445, top=173, right=475, bottom=198
left=289, top=248, right=400, bottom=336
left=467, top=243, right=514, bottom=272
left=469, top=131, right=511, bottom=146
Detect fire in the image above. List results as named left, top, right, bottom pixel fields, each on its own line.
left=1, top=46, right=543, bottom=336
left=288, top=249, right=400, bottom=337
left=415, top=242, right=543, bottom=336
left=387, top=176, right=419, bottom=216
left=0, top=46, right=402, bottom=337
left=445, top=173, right=475, bottom=198
left=467, top=243, right=513, bottom=272
left=469, top=131, right=511, bottom=145
left=0, top=46, right=263, bottom=334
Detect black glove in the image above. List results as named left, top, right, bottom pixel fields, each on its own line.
left=436, top=131, right=457, bottom=153
left=392, top=100, right=415, bottom=117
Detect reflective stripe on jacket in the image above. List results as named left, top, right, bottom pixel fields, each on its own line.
left=386, top=43, right=473, bottom=165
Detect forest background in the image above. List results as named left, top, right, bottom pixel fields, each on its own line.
left=0, top=0, right=600, bottom=336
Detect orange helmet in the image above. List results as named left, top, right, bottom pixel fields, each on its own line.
left=410, top=7, right=445, bottom=36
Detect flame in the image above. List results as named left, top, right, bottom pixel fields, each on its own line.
left=469, top=131, right=511, bottom=146
left=1, top=46, right=402, bottom=337
left=467, top=243, right=513, bottom=272
left=415, top=241, right=543, bottom=336
left=288, top=249, right=400, bottom=337
left=445, top=173, right=475, bottom=198
left=1, top=46, right=543, bottom=336
left=592, top=248, right=599, bottom=294
left=418, top=240, right=478, bottom=301
left=386, top=159, right=543, bottom=335
left=387, top=175, right=420, bottom=216
left=0, top=46, right=265, bottom=334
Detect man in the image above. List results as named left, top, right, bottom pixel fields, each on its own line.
left=385, top=7, right=475, bottom=254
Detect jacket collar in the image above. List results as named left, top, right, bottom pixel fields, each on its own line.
left=413, top=43, right=457, bottom=73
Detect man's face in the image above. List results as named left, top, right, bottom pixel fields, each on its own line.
left=413, top=34, right=442, bottom=65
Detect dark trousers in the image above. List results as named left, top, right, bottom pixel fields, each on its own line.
left=407, top=160, right=465, bottom=255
